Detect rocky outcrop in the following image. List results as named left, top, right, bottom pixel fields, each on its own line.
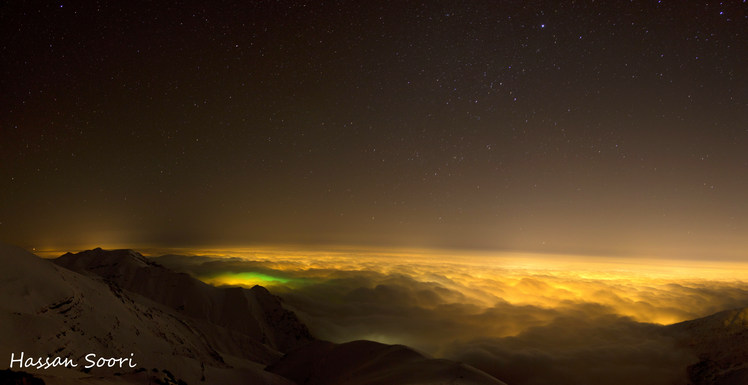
left=267, top=339, right=508, bottom=385
left=668, top=307, right=748, bottom=385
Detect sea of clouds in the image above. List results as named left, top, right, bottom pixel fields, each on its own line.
left=153, top=249, right=748, bottom=385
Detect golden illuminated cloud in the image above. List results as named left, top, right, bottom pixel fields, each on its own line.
left=153, top=247, right=748, bottom=329
left=145, top=246, right=748, bottom=385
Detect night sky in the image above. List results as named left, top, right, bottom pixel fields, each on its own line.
left=1, top=1, right=746, bottom=259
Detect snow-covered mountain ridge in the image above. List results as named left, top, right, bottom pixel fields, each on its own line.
left=1, top=244, right=510, bottom=385
left=54, top=247, right=313, bottom=354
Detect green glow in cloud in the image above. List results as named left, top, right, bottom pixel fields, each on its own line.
left=204, top=271, right=296, bottom=287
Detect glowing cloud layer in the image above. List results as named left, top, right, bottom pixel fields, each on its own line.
left=151, top=247, right=748, bottom=385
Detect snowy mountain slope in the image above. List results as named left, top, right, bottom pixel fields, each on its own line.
left=0, top=244, right=294, bottom=385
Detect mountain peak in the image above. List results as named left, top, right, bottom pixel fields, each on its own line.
left=55, top=248, right=162, bottom=280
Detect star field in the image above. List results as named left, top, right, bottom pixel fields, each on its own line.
left=1, top=0, right=747, bottom=258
